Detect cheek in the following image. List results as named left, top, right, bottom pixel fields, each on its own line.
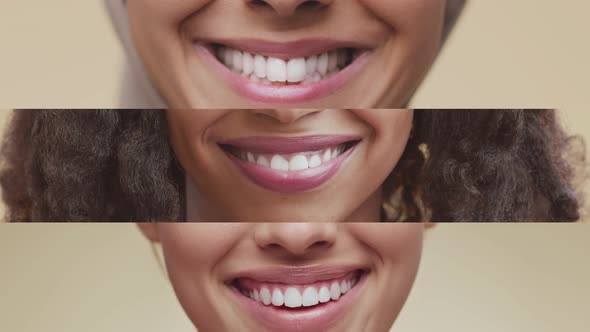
left=157, top=224, right=249, bottom=275
left=128, top=0, right=213, bottom=25
left=359, top=0, right=446, bottom=29
left=351, top=223, right=424, bottom=263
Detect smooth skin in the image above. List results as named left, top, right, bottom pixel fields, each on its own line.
left=166, top=109, right=414, bottom=221
left=127, top=0, right=446, bottom=108
left=138, top=222, right=425, bottom=332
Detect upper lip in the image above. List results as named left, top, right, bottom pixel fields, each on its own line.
left=201, top=38, right=372, bottom=59
left=219, top=135, right=361, bottom=154
left=226, top=265, right=367, bottom=285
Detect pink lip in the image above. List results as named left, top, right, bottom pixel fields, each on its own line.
left=219, top=135, right=361, bottom=154
left=222, top=141, right=358, bottom=193
left=227, top=265, right=365, bottom=284
left=201, top=38, right=372, bottom=60
left=227, top=267, right=367, bottom=332
left=194, top=42, right=371, bottom=104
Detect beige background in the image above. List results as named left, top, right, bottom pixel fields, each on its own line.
left=0, top=224, right=588, bottom=332
left=0, top=1, right=588, bottom=109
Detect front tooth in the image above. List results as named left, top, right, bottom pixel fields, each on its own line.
left=270, top=155, right=289, bottom=171
left=242, top=52, right=254, bottom=76
left=284, top=287, right=303, bottom=308
left=289, top=154, right=309, bottom=171
left=287, top=58, right=306, bottom=82
left=247, top=152, right=256, bottom=163
left=318, top=286, right=331, bottom=303
left=232, top=50, right=243, bottom=72
left=267, top=57, right=287, bottom=82
left=254, top=55, right=267, bottom=78
left=340, top=280, right=349, bottom=294
left=328, top=51, right=338, bottom=72
left=256, top=155, right=270, bottom=168
left=330, top=282, right=341, bottom=300
left=302, top=287, right=319, bottom=307
left=306, top=55, right=318, bottom=75
left=253, top=289, right=261, bottom=302
left=331, top=149, right=339, bottom=159
left=322, top=149, right=332, bottom=162
left=260, top=287, right=272, bottom=305
left=309, top=154, right=322, bottom=168
left=317, top=53, right=329, bottom=75
left=272, top=289, right=284, bottom=306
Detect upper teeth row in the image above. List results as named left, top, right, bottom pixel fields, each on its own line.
left=238, top=145, right=346, bottom=171
left=243, top=277, right=358, bottom=308
left=216, top=46, right=350, bottom=84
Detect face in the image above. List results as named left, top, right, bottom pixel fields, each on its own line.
left=127, top=0, right=446, bottom=108
left=139, top=223, right=424, bottom=332
left=166, top=109, right=414, bottom=221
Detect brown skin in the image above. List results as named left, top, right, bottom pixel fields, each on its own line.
left=138, top=222, right=425, bottom=332
left=127, top=0, right=446, bottom=108
left=166, top=110, right=414, bottom=221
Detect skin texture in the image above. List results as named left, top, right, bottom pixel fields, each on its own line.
left=138, top=222, right=424, bottom=332
left=126, top=0, right=446, bottom=108
left=166, top=110, right=414, bottom=221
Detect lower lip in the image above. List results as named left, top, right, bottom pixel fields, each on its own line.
left=194, top=43, right=371, bottom=104
left=229, top=273, right=367, bottom=332
left=223, top=145, right=358, bottom=193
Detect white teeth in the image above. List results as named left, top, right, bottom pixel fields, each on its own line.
left=260, top=287, right=272, bottom=305
left=309, top=154, right=322, bottom=168
left=302, top=287, right=319, bottom=307
left=340, top=280, right=349, bottom=294
left=232, top=50, right=243, bottom=72
left=242, top=52, right=254, bottom=76
left=256, top=155, right=270, bottom=168
left=254, top=54, right=267, bottom=78
left=330, top=282, right=341, bottom=300
left=272, top=288, right=284, bottom=306
left=323, top=149, right=332, bottom=162
left=317, top=53, right=329, bottom=75
left=284, top=287, right=303, bottom=308
left=318, top=286, right=331, bottom=303
left=306, top=55, right=318, bottom=75
left=243, top=275, right=360, bottom=308
left=267, top=57, right=287, bottom=82
left=289, top=154, right=309, bottom=171
left=237, top=144, right=351, bottom=170
left=270, top=155, right=289, bottom=171
left=287, top=58, right=306, bottom=83
left=217, top=46, right=352, bottom=84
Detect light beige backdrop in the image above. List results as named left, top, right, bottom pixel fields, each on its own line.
left=0, top=1, right=588, bottom=109
left=0, top=224, right=588, bottom=332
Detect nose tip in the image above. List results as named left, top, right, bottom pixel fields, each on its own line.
left=246, top=0, right=334, bottom=17
left=254, top=223, right=338, bottom=256
left=250, top=109, right=322, bottom=124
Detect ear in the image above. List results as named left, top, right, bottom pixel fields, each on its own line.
left=136, top=223, right=160, bottom=243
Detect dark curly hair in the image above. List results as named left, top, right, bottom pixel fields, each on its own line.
left=0, top=110, right=585, bottom=222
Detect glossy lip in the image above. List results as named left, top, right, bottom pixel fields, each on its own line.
left=221, top=140, right=359, bottom=193
left=194, top=42, right=371, bottom=104
left=226, top=266, right=368, bottom=332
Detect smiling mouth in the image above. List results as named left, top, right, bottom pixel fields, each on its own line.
left=230, top=270, right=364, bottom=309
left=213, top=44, right=364, bottom=86
left=220, top=141, right=358, bottom=172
